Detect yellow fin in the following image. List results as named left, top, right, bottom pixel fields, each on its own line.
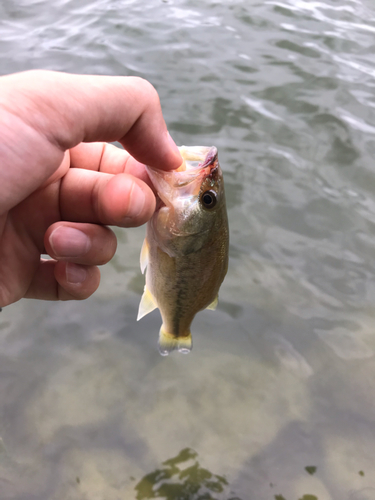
left=140, top=238, right=149, bottom=274
left=137, top=286, right=157, bottom=321
left=158, top=326, right=192, bottom=356
left=206, top=295, right=218, bottom=311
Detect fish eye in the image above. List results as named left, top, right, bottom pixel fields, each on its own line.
left=201, top=190, right=217, bottom=209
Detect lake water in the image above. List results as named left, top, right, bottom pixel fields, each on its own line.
left=1, top=0, right=375, bottom=498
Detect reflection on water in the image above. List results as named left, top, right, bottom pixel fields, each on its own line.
left=305, top=467, right=317, bottom=476
left=134, top=448, right=323, bottom=500
left=135, top=448, right=241, bottom=500
left=275, top=496, right=318, bottom=500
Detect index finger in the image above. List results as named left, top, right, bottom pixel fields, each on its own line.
left=1, top=70, right=182, bottom=169
left=0, top=70, right=182, bottom=213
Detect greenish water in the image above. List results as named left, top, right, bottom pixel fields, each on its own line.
left=1, top=0, right=375, bottom=498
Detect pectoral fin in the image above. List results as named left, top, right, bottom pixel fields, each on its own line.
left=206, top=295, right=218, bottom=311
left=140, top=238, right=149, bottom=274
left=137, top=286, right=157, bottom=321
left=158, top=326, right=192, bottom=356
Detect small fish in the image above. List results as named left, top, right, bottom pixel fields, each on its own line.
left=137, top=146, right=229, bottom=355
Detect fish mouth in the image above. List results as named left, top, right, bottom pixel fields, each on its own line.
left=178, top=146, right=218, bottom=171
left=147, top=146, right=219, bottom=210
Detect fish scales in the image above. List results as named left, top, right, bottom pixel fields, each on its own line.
left=148, top=234, right=227, bottom=335
left=137, top=146, right=229, bottom=355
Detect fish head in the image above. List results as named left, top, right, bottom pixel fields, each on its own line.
left=146, top=146, right=227, bottom=256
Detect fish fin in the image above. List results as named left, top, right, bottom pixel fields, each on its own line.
left=158, top=326, right=192, bottom=356
left=137, top=286, right=157, bottom=321
left=206, top=295, right=218, bottom=311
left=140, top=238, right=149, bottom=274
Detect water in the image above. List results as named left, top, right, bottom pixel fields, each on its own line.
left=1, top=0, right=375, bottom=498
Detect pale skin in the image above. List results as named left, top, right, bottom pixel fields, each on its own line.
left=0, top=70, right=183, bottom=307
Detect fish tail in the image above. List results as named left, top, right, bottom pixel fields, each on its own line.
left=158, top=326, right=192, bottom=356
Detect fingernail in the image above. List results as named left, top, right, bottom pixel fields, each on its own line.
left=49, top=227, right=91, bottom=258
left=126, top=182, right=146, bottom=219
left=66, top=263, right=87, bottom=284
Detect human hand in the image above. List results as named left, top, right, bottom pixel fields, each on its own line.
left=0, top=70, right=182, bottom=307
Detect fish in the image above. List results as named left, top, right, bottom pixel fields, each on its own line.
left=137, top=146, right=229, bottom=355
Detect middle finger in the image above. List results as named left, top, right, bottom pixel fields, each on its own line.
left=59, top=168, right=156, bottom=227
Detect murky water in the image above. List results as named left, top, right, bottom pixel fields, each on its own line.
left=1, top=0, right=375, bottom=498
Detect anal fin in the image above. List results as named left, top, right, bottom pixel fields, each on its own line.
left=206, top=295, right=218, bottom=311
left=137, top=286, right=157, bottom=321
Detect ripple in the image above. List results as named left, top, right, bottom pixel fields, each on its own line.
left=315, top=327, right=374, bottom=360
left=269, top=334, right=314, bottom=378
left=241, top=95, right=283, bottom=121
left=337, top=108, right=375, bottom=134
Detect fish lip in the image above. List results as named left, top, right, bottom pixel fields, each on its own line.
left=178, top=146, right=218, bottom=170
left=200, top=146, right=218, bottom=169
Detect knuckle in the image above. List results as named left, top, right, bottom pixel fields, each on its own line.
left=131, top=77, right=161, bottom=110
